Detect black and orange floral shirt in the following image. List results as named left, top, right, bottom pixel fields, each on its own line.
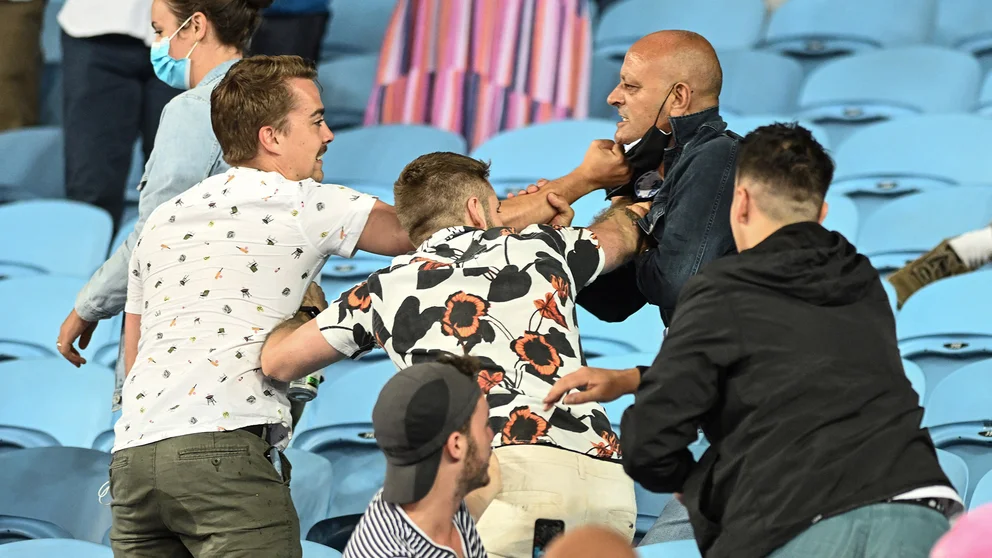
left=315, top=225, right=623, bottom=461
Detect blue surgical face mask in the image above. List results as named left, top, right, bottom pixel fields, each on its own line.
left=150, top=16, right=199, bottom=90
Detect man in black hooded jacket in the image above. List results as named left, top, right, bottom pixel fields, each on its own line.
left=545, top=123, right=961, bottom=557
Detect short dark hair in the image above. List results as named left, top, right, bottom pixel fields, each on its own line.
left=211, top=55, right=318, bottom=165
left=736, top=123, right=834, bottom=221
left=165, top=0, right=273, bottom=52
left=394, top=153, right=495, bottom=245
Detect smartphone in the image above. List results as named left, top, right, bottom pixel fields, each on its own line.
left=532, top=518, right=566, bottom=558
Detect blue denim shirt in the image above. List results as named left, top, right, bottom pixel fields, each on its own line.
left=577, top=107, right=740, bottom=326
left=74, top=59, right=237, bottom=409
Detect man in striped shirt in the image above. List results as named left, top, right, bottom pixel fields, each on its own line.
left=344, top=355, right=491, bottom=558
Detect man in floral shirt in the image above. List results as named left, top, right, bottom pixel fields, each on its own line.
left=261, top=152, right=649, bottom=557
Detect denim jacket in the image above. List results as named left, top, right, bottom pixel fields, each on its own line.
left=577, top=107, right=740, bottom=326
left=74, top=59, right=237, bottom=409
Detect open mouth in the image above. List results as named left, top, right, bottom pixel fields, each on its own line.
left=316, top=148, right=326, bottom=162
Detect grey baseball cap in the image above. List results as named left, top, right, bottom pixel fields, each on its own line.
left=373, top=360, right=482, bottom=505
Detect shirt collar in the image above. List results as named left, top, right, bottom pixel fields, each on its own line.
left=197, top=58, right=239, bottom=90
left=418, top=226, right=480, bottom=251
left=668, top=106, right=724, bottom=148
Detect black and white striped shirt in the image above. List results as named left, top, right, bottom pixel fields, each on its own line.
left=343, top=491, right=487, bottom=558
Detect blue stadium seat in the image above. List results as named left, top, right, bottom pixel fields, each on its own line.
left=0, top=447, right=112, bottom=544
left=934, top=0, right=992, bottom=64
left=858, top=187, right=992, bottom=273
left=285, top=449, right=335, bottom=538
left=898, top=273, right=992, bottom=403
left=0, top=127, right=64, bottom=200
left=302, top=540, right=343, bottom=558
left=595, top=0, right=765, bottom=57
left=0, top=200, right=113, bottom=278
left=576, top=305, right=664, bottom=358
left=970, top=470, right=992, bottom=510
left=124, top=141, right=145, bottom=204
left=316, top=54, right=379, bottom=131
left=762, top=0, right=934, bottom=57
left=321, top=125, right=467, bottom=202
left=718, top=50, right=805, bottom=116
left=291, top=358, right=396, bottom=519
left=0, top=359, right=114, bottom=450
left=903, top=359, right=926, bottom=405
left=797, top=47, right=982, bottom=145
left=922, top=358, right=992, bottom=505
left=821, top=194, right=858, bottom=242
left=470, top=119, right=618, bottom=198
left=980, top=71, right=992, bottom=116
left=0, top=276, right=117, bottom=362
left=721, top=115, right=832, bottom=152
left=831, top=115, right=992, bottom=223
left=0, top=539, right=111, bottom=558
left=322, top=0, right=394, bottom=59
left=938, top=449, right=970, bottom=502
left=638, top=539, right=702, bottom=558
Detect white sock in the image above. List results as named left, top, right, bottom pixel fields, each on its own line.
left=948, top=225, right=992, bottom=269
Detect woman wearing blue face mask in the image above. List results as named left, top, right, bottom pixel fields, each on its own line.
left=56, top=0, right=274, bottom=408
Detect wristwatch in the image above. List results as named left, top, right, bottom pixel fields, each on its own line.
left=298, top=306, right=322, bottom=320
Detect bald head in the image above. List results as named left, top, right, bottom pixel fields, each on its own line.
left=543, top=526, right=636, bottom=558
left=608, top=30, right=723, bottom=144
left=631, top=31, right=722, bottom=100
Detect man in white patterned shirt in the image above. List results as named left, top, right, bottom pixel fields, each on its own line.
left=261, top=152, right=650, bottom=557
left=112, top=56, right=412, bottom=557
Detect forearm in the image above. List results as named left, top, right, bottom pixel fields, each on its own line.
left=75, top=241, right=135, bottom=322
left=261, top=314, right=344, bottom=382
left=501, top=171, right=600, bottom=229
left=123, top=313, right=141, bottom=375
left=260, top=312, right=311, bottom=376
left=587, top=200, right=646, bottom=273
left=355, top=201, right=415, bottom=256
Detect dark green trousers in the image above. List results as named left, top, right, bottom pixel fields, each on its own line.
left=108, top=429, right=301, bottom=557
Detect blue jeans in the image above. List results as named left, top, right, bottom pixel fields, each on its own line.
left=770, top=503, right=950, bottom=558
left=639, top=498, right=694, bottom=546
left=61, top=33, right=178, bottom=224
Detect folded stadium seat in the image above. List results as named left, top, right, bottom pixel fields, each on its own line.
left=857, top=187, right=992, bottom=275
left=637, top=539, right=703, bottom=558
left=320, top=0, right=395, bottom=60
left=321, top=124, right=467, bottom=204
left=0, top=276, right=116, bottom=362
left=0, top=127, right=64, bottom=201
left=721, top=114, right=831, bottom=152
left=761, top=0, right=934, bottom=71
left=0, top=447, right=112, bottom=544
left=316, top=54, right=380, bottom=131
left=0, top=200, right=113, bottom=279
left=922, top=358, right=992, bottom=506
left=970, top=470, right=992, bottom=510
left=830, top=115, right=992, bottom=226
left=820, top=193, right=859, bottom=242
left=980, top=71, right=992, bottom=116
left=898, top=273, right=992, bottom=404
left=0, top=359, right=113, bottom=450
left=934, top=0, right=992, bottom=70
left=717, top=50, right=805, bottom=116
left=575, top=305, right=664, bottom=358
left=938, top=449, right=970, bottom=503
left=469, top=118, right=618, bottom=198
left=290, top=359, right=396, bottom=522
left=0, top=539, right=111, bottom=557
left=594, top=0, right=765, bottom=59
left=301, top=540, right=343, bottom=558
left=796, top=46, right=982, bottom=146
left=284, top=449, right=335, bottom=538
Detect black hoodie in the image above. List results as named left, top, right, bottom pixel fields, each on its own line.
left=620, top=222, right=951, bottom=558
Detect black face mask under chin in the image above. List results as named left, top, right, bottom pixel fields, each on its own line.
left=619, top=85, right=675, bottom=197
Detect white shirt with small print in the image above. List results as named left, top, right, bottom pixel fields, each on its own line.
left=117, top=167, right=376, bottom=453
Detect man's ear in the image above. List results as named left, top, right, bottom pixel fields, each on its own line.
left=669, top=82, right=693, bottom=116
left=445, top=430, right=466, bottom=462
left=817, top=200, right=829, bottom=225
left=257, top=125, right=281, bottom=156
left=466, top=197, right=488, bottom=229
left=734, top=186, right=750, bottom=225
